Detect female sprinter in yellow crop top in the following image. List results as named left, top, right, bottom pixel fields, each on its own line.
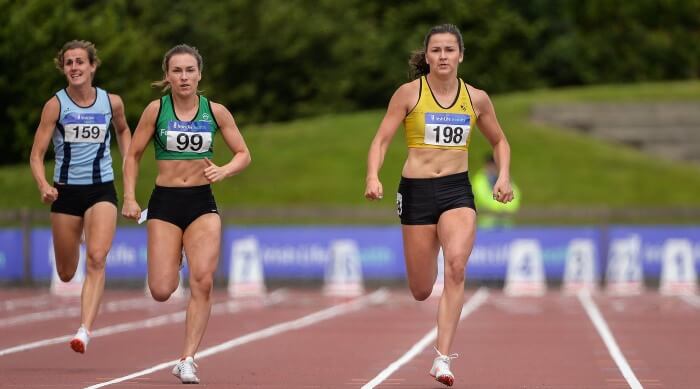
left=365, top=24, right=514, bottom=387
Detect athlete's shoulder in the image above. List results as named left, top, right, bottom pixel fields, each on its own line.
left=43, top=94, right=61, bottom=110
left=208, top=100, right=226, bottom=113
left=464, top=82, right=491, bottom=115
left=462, top=80, right=482, bottom=95
left=208, top=100, right=233, bottom=126
left=140, top=99, right=162, bottom=120
left=392, top=79, right=421, bottom=103
left=146, top=98, right=162, bottom=110
left=464, top=82, right=488, bottom=101
left=40, top=95, right=61, bottom=122
left=199, top=94, right=220, bottom=108
left=107, top=93, right=124, bottom=108
left=398, top=78, right=421, bottom=93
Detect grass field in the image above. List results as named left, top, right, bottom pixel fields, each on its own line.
left=2, top=81, right=699, bottom=214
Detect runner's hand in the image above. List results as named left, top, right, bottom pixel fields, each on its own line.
left=40, top=184, right=58, bottom=204
left=121, top=199, right=141, bottom=221
left=203, top=158, right=226, bottom=183
left=365, top=178, right=384, bottom=200
left=492, top=178, right=514, bottom=204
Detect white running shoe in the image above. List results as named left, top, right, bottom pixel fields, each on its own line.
left=70, top=325, right=90, bottom=354
left=429, top=347, right=458, bottom=387
left=172, top=356, right=200, bottom=384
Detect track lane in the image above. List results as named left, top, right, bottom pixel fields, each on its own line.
left=83, top=289, right=388, bottom=388
left=593, top=292, right=700, bottom=388
left=384, top=291, right=626, bottom=388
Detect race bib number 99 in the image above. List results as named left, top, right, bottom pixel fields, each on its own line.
left=166, top=121, right=212, bottom=153
left=63, top=113, right=108, bottom=143
left=423, top=112, right=470, bottom=147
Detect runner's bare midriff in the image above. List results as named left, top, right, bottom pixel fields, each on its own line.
left=156, top=159, right=210, bottom=187
left=402, top=148, right=469, bottom=178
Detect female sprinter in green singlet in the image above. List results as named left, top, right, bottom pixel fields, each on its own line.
left=365, top=24, right=515, bottom=387
left=121, top=44, right=251, bottom=384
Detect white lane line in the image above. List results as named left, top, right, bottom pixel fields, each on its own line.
left=361, top=287, right=489, bottom=389
left=578, top=291, right=643, bottom=389
left=680, top=295, right=700, bottom=309
left=0, top=290, right=288, bottom=357
left=0, top=294, right=52, bottom=312
left=84, top=288, right=389, bottom=389
left=0, top=297, right=155, bottom=328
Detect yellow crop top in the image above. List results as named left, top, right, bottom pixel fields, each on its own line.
left=403, top=76, right=476, bottom=150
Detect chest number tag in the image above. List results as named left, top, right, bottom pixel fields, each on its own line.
left=63, top=113, right=108, bottom=143
left=166, top=121, right=212, bottom=153
left=423, top=112, right=470, bottom=147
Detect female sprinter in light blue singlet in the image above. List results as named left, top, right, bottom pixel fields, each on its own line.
left=29, top=40, right=131, bottom=354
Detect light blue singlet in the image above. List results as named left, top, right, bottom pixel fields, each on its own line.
left=52, top=87, right=114, bottom=184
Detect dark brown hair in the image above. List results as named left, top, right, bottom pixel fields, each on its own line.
left=408, top=24, right=464, bottom=80
left=53, top=40, right=101, bottom=72
left=152, top=44, right=204, bottom=91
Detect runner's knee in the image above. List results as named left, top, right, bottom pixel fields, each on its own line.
left=57, top=267, right=77, bottom=283
left=149, top=281, right=177, bottom=302
left=409, top=282, right=433, bottom=301
left=150, top=287, right=172, bottom=302
left=86, top=249, right=108, bottom=272
left=444, top=257, right=466, bottom=285
left=189, top=273, right=214, bottom=296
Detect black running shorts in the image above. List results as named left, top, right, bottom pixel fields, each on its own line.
left=51, top=181, right=118, bottom=217
left=147, top=184, right=218, bottom=231
left=397, top=171, right=476, bottom=225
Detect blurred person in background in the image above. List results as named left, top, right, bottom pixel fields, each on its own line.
left=29, top=40, right=132, bottom=354
left=121, top=44, right=251, bottom=384
left=472, top=153, right=520, bottom=228
left=364, top=24, right=514, bottom=386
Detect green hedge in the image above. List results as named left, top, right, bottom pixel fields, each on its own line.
left=2, top=0, right=698, bottom=164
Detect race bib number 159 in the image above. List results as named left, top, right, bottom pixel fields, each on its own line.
left=63, top=113, right=108, bottom=143
left=423, top=112, right=470, bottom=147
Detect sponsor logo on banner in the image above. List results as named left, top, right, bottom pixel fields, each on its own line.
left=563, top=239, right=599, bottom=294
left=606, top=235, right=644, bottom=295
left=323, top=239, right=364, bottom=297
left=660, top=239, right=697, bottom=295
left=504, top=239, right=546, bottom=296
left=228, top=237, right=266, bottom=298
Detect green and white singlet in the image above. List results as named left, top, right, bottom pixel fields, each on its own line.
left=154, top=94, right=219, bottom=160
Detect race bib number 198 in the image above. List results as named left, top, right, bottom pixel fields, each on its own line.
left=423, top=112, right=470, bottom=147
left=166, top=121, right=212, bottom=153
left=63, top=113, right=108, bottom=143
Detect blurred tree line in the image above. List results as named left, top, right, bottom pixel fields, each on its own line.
left=1, top=0, right=698, bottom=165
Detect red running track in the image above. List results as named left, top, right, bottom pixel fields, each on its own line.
left=1, top=287, right=699, bottom=388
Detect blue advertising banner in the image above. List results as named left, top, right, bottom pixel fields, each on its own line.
left=222, top=226, right=404, bottom=280
left=222, top=226, right=601, bottom=281
left=19, top=225, right=699, bottom=283
left=607, top=226, right=700, bottom=278
left=0, top=229, right=24, bottom=281
left=470, top=227, right=602, bottom=280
